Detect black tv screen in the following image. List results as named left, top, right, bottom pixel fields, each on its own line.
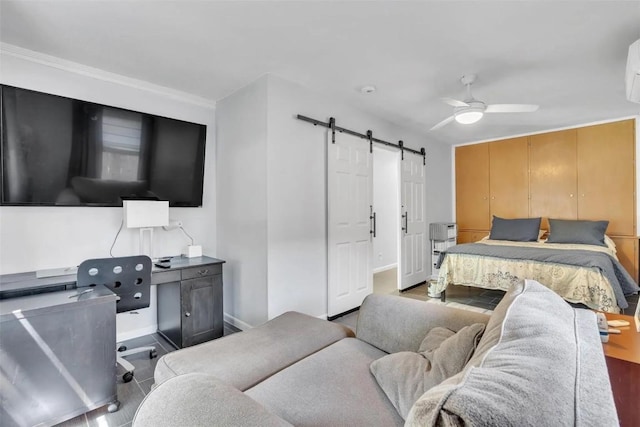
left=0, top=85, right=206, bottom=207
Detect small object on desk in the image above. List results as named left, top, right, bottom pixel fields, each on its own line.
left=158, top=257, right=171, bottom=263
left=608, top=328, right=621, bottom=334
left=596, top=312, right=609, bottom=343
left=183, top=244, right=202, bottom=258
left=155, top=263, right=171, bottom=269
left=36, top=265, right=79, bottom=278
left=607, top=319, right=630, bottom=327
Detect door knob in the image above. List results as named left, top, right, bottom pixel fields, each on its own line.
left=185, top=312, right=191, bottom=317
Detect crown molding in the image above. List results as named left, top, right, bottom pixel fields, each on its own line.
left=0, top=43, right=216, bottom=109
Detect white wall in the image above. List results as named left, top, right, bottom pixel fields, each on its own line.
left=220, top=73, right=444, bottom=326
left=373, top=147, right=400, bottom=272
left=216, top=77, right=269, bottom=329
left=0, top=47, right=217, bottom=340
left=265, top=74, right=451, bottom=320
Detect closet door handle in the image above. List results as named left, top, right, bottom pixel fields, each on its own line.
left=370, top=211, right=377, bottom=238
left=402, top=212, right=408, bottom=234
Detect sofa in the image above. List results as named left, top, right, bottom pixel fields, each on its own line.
left=133, top=280, right=618, bottom=426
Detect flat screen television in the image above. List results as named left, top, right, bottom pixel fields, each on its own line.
left=0, top=84, right=207, bottom=207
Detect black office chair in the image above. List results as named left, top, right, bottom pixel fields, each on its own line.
left=77, top=255, right=157, bottom=383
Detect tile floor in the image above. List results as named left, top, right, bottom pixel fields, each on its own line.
left=56, top=324, right=240, bottom=427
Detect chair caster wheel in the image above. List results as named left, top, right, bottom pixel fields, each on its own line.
left=123, top=372, right=134, bottom=383
left=118, top=345, right=127, bottom=352
left=107, top=400, right=120, bottom=413
left=150, top=349, right=158, bottom=359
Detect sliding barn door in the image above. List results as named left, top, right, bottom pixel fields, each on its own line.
left=327, top=132, right=373, bottom=317
left=399, top=152, right=427, bottom=290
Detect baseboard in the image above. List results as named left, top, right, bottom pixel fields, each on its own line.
left=117, top=325, right=158, bottom=343
left=373, top=263, right=398, bottom=274
left=316, top=313, right=328, bottom=320
left=224, top=312, right=252, bottom=331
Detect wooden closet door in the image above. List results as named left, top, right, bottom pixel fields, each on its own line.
left=456, top=143, right=490, bottom=231
left=489, top=137, right=529, bottom=219
left=529, top=129, right=578, bottom=230
left=457, top=230, right=489, bottom=244
left=577, top=120, right=635, bottom=236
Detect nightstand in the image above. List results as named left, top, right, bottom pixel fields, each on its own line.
left=602, top=313, right=640, bottom=427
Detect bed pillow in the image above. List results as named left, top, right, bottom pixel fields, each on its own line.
left=369, top=324, right=485, bottom=419
left=546, top=219, right=609, bottom=247
left=489, top=216, right=541, bottom=242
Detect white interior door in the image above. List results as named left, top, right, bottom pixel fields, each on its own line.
left=327, top=132, right=373, bottom=317
left=399, top=152, right=427, bottom=290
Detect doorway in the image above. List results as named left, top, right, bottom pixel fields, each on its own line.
left=372, top=146, right=400, bottom=295
left=326, top=132, right=427, bottom=317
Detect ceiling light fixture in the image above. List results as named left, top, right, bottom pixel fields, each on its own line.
left=454, top=107, right=484, bottom=124
left=360, top=85, right=377, bottom=94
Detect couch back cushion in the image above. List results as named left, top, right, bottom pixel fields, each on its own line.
left=405, top=279, right=618, bottom=427
left=356, top=294, right=489, bottom=354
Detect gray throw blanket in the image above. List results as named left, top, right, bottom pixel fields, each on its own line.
left=437, top=243, right=639, bottom=309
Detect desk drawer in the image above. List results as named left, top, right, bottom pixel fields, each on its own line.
left=181, top=264, right=221, bottom=280
left=151, top=270, right=181, bottom=285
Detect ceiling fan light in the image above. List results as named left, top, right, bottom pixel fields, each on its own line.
left=454, top=110, right=484, bottom=124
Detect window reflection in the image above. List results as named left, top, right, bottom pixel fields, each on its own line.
left=100, top=108, right=143, bottom=180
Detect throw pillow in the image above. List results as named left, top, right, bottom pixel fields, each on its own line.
left=489, top=216, right=541, bottom=242
left=546, top=218, right=609, bottom=247
left=370, top=323, right=485, bottom=419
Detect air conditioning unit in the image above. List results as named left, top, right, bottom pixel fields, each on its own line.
left=626, top=39, right=640, bottom=103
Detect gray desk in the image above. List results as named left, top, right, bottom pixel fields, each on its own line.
left=0, top=286, right=117, bottom=427
left=0, top=255, right=225, bottom=426
left=0, top=255, right=225, bottom=299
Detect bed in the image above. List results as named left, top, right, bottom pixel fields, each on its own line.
left=435, top=217, right=640, bottom=313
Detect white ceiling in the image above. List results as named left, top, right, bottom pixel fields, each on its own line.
left=1, top=1, right=639, bottom=145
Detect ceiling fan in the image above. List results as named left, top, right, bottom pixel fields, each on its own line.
left=430, top=74, right=539, bottom=131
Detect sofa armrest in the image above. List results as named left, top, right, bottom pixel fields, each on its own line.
left=133, top=373, right=293, bottom=427
left=155, top=311, right=354, bottom=390
left=356, top=294, right=490, bottom=354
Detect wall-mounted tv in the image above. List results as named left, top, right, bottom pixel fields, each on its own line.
left=0, top=85, right=207, bottom=207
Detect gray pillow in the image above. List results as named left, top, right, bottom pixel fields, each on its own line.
left=546, top=219, right=608, bottom=247
left=370, top=324, right=485, bottom=419
left=489, top=216, right=541, bottom=242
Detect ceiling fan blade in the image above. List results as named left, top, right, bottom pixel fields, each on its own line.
left=485, top=104, right=539, bottom=113
left=429, top=115, right=455, bottom=131
left=441, top=97, right=469, bottom=107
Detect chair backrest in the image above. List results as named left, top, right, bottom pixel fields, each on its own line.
left=77, top=256, right=152, bottom=313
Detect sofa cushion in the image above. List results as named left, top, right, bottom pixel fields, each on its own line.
left=132, top=373, right=292, bottom=427
left=405, top=279, right=618, bottom=427
left=370, top=324, right=485, bottom=419
left=356, top=294, right=490, bottom=354
left=154, top=311, right=354, bottom=390
left=246, top=338, right=404, bottom=427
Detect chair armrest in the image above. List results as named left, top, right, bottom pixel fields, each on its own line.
left=133, top=373, right=292, bottom=427
left=356, top=294, right=490, bottom=354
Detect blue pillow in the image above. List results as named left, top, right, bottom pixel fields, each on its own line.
left=489, top=216, right=541, bottom=242
left=546, top=219, right=609, bottom=247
